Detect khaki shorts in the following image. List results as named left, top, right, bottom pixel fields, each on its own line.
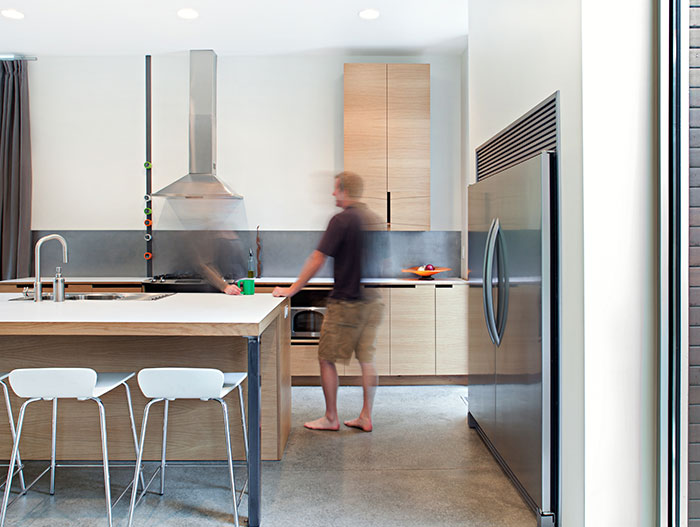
left=318, top=296, right=383, bottom=365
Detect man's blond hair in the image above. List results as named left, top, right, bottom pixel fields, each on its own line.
left=335, top=171, right=364, bottom=199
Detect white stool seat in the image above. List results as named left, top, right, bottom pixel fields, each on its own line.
left=8, top=369, right=135, bottom=400
left=137, top=368, right=247, bottom=400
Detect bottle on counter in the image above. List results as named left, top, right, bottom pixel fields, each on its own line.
left=247, top=249, right=255, bottom=278
left=53, top=267, right=65, bottom=302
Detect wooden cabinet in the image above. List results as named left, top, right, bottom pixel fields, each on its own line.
left=390, top=286, right=435, bottom=375
left=0, top=281, right=143, bottom=293
left=387, top=64, right=431, bottom=230
left=290, top=343, right=323, bottom=376
left=344, top=63, right=430, bottom=231
left=289, top=283, right=467, bottom=380
left=345, top=286, right=391, bottom=376
left=435, top=285, right=468, bottom=375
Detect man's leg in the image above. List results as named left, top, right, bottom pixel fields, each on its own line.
left=304, top=359, right=340, bottom=430
left=344, top=361, right=376, bottom=432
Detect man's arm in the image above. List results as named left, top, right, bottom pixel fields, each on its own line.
left=272, top=250, right=327, bottom=297
left=199, top=262, right=241, bottom=295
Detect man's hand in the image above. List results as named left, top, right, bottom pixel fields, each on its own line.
left=272, top=286, right=292, bottom=297
left=223, top=283, right=241, bottom=295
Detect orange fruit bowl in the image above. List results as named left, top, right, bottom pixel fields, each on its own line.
left=401, top=266, right=452, bottom=280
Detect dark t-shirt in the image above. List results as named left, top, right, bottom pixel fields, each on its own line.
left=317, top=205, right=365, bottom=301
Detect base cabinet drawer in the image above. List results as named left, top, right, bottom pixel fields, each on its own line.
left=290, top=344, right=322, bottom=376
left=291, top=344, right=348, bottom=376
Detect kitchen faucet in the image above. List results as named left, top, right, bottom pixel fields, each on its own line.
left=34, top=235, right=68, bottom=302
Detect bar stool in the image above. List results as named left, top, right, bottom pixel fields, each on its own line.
left=0, top=374, right=24, bottom=494
left=127, top=368, right=248, bottom=527
left=0, top=368, right=142, bottom=527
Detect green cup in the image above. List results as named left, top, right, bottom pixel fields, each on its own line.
left=237, top=278, right=255, bottom=295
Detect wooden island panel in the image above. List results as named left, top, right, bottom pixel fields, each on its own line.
left=0, top=314, right=290, bottom=461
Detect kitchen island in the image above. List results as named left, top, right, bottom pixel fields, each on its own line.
left=0, top=292, right=291, bottom=527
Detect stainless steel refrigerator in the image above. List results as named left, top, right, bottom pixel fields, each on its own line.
left=467, top=152, right=558, bottom=527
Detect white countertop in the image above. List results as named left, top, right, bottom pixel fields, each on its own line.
left=254, top=277, right=468, bottom=286
left=0, top=293, right=286, bottom=337
left=2, top=276, right=468, bottom=286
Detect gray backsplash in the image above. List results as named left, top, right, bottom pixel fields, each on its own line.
left=32, top=230, right=462, bottom=279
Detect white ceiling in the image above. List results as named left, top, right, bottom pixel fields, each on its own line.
left=0, top=0, right=468, bottom=57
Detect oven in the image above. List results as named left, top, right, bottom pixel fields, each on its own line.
left=291, top=307, right=326, bottom=338
left=290, top=287, right=330, bottom=342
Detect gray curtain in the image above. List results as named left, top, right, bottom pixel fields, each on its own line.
left=0, top=60, right=32, bottom=279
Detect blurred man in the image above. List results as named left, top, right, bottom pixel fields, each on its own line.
left=273, top=171, right=381, bottom=432
left=192, top=231, right=242, bottom=295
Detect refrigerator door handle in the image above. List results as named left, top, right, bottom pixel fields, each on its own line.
left=483, top=218, right=499, bottom=345
left=495, top=221, right=510, bottom=345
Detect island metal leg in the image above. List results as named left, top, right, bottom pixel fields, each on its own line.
left=247, top=336, right=261, bottom=527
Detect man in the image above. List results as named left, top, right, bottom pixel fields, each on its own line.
left=273, top=171, right=381, bottom=432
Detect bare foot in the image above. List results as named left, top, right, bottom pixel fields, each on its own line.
left=343, top=417, right=372, bottom=432
left=304, top=416, right=340, bottom=431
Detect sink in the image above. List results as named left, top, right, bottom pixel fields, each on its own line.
left=68, top=293, right=126, bottom=300
left=10, top=292, right=174, bottom=302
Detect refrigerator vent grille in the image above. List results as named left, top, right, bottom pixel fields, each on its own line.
left=476, top=93, right=559, bottom=181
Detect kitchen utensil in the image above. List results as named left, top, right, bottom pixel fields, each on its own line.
left=401, top=266, right=451, bottom=280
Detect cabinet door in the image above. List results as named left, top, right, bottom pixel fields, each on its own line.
left=387, top=63, right=430, bottom=231
left=345, top=286, right=391, bottom=376
left=390, top=285, right=435, bottom=375
left=290, top=344, right=346, bottom=376
left=435, top=285, right=468, bottom=375
left=344, top=63, right=387, bottom=224
left=291, top=344, right=320, bottom=376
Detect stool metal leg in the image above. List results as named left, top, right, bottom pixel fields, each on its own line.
left=128, top=398, right=163, bottom=527
left=121, top=382, right=145, bottom=490
left=237, top=385, right=249, bottom=462
left=160, top=400, right=169, bottom=495
left=91, top=398, right=112, bottom=527
left=214, top=398, right=239, bottom=527
left=0, top=398, right=40, bottom=527
left=49, top=398, right=57, bottom=495
left=0, top=381, right=24, bottom=492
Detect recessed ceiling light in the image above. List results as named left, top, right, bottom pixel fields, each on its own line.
left=1, top=8, right=25, bottom=20
left=358, top=8, right=380, bottom=20
left=177, top=8, right=199, bottom=20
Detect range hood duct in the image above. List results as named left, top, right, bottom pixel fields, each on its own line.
left=153, top=50, right=242, bottom=199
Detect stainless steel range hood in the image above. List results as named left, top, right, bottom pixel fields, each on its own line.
left=153, top=50, right=242, bottom=199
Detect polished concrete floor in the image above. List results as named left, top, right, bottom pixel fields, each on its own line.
left=1, top=386, right=536, bottom=526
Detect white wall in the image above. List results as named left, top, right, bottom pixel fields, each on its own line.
left=468, top=1, right=659, bottom=526
left=28, top=57, right=146, bottom=231
left=580, top=1, right=657, bottom=524
left=467, top=1, right=585, bottom=524
left=28, top=54, right=463, bottom=231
